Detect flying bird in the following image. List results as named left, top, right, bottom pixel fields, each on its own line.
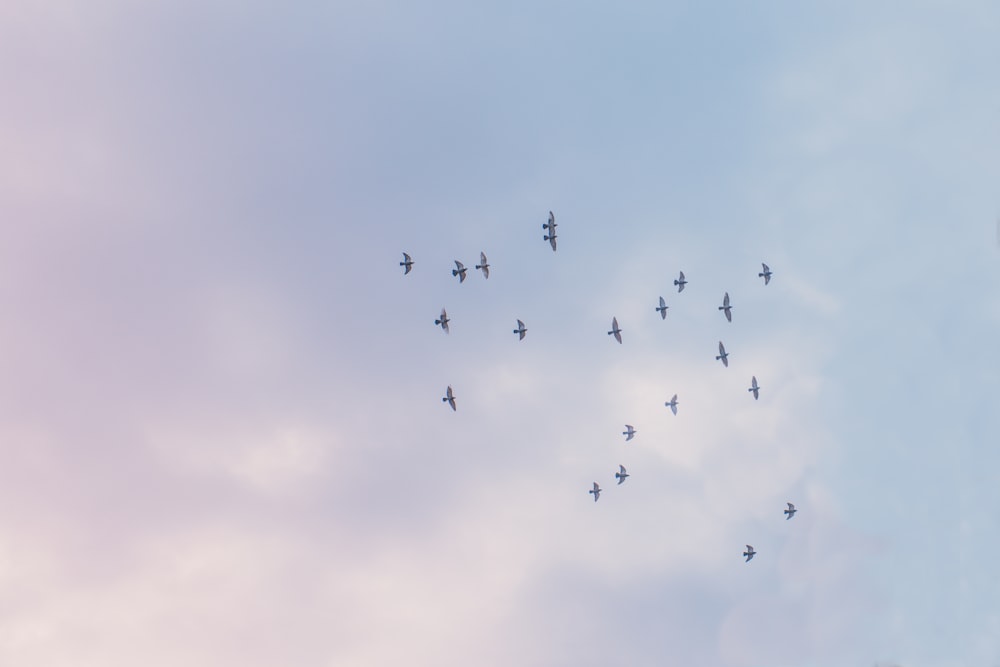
left=442, top=385, right=456, bottom=411
left=665, top=394, right=678, bottom=415
left=716, top=341, right=729, bottom=367
left=476, top=251, right=490, bottom=279
left=399, top=252, right=414, bottom=274
left=589, top=482, right=601, bottom=502
left=513, top=319, right=527, bottom=340
left=615, top=465, right=629, bottom=485
left=748, top=375, right=760, bottom=400
left=608, top=317, right=622, bottom=344
left=674, top=271, right=687, bottom=292
left=452, top=260, right=467, bottom=283
left=743, top=545, right=756, bottom=562
left=543, top=210, right=557, bottom=251
left=623, top=425, right=636, bottom=441
left=435, top=308, right=450, bottom=333
left=656, top=296, right=669, bottom=319
left=719, top=292, right=732, bottom=322
left=784, top=502, right=797, bottom=520
left=759, top=263, right=772, bottom=285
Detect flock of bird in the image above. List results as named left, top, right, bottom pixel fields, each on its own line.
left=400, top=212, right=792, bottom=563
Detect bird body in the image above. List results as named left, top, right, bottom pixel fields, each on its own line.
left=719, top=292, right=732, bottom=322
left=543, top=211, right=558, bottom=251
left=656, top=296, right=669, bottom=319
left=784, top=502, right=797, bottom=519
left=513, top=319, right=527, bottom=340
left=435, top=308, right=450, bottom=333
left=674, top=271, right=687, bottom=292
left=716, top=341, right=729, bottom=367
left=748, top=375, right=759, bottom=400
left=608, top=317, right=622, bottom=344
left=623, top=425, right=636, bottom=441
left=400, top=252, right=413, bottom=274
left=443, top=385, right=456, bottom=411
left=615, top=465, right=629, bottom=485
left=452, top=260, right=467, bottom=283
left=589, top=482, right=601, bottom=502
left=475, top=251, right=490, bottom=279
left=743, top=545, right=756, bottom=562
left=759, top=263, right=772, bottom=285
left=665, top=394, right=678, bottom=415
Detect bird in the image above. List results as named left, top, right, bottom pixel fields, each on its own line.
left=435, top=308, right=450, bottom=333
left=673, top=271, right=687, bottom=292
left=784, top=502, right=797, bottom=520
left=476, top=251, right=490, bottom=279
left=716, top=341, right=729, bottom=367
left=543, top=211, right=557, bottom=251
left=665, top=394, right=678, bottom=415
left=743, top=545, right=756, bottom=562
left=656, top=296, right=669, bottom=319
left=608, top=317, right=622, bottom=344
left=748, top=375, right=759, bottom=400
left=615, top=465, right=629, bottom=485
left=513, top=319, right=527, bottom=340
left=589, top=482, right=601, bottom=502
left=759, top=263, right=772, bottom=285
left=623, top=425, right=636, bottom=441
left=719, top=292, right=732, bottom=322
left=452, top=260, right=467, bottom=283
left=442, top=385, right=456, bottom=411
left=400, top=252, right=414, bottom=274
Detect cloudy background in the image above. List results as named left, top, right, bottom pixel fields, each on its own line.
left=1, top=1, right=999, bottom=665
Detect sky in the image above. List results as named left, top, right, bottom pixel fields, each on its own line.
left=1, top=1, right=999, bottom=665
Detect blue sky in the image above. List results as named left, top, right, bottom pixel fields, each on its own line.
left=1, top=1, right=998, bottom=665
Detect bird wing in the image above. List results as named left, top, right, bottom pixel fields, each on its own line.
left=620, top=465, right=627, bottom=475
left=659, top=296, right=666, bottom=309
left=549, top=211, right=555, bottom=226
left=403, top=252, right=411, bottom=262
left=614, top=330, right=622, bottom=344
left=549, top=235, right=557, bottom=251
left=719, top=341, right=726, bottom=355
left=723, top=292, right=730, bottom=307
left=480, top=251, right=487, bottom=265
left=725, top=308, right=732, bottom=322
left=762, top=263, right=769, bottom=273
left=455, top=260, right=464, bottom=270
left=751, top=376, right=758, bottom=388
left=612, top=317, right=619, bottom=330
left=787, top=503, right=795, bottom=511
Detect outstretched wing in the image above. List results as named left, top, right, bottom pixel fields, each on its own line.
left=549, top=210, right=555, bottom=227
left=723, top=292, right=730, bottom=307
left=549, top=234, right=557, bottom=251
left=619, top=465, right=627, bottom=475
left=724, top=308, right=732, bottom=323
left=787, top=502, right=795, bottom=511
left=719, top=341, right=726, bottom=355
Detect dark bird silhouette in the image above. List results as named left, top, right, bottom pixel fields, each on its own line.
left=748, top=376, right=760, bottom=400
left=443, top=385, right=456, bottom=411
left=656, top=296, right=669, bottom=319
left=543, top=211, right=557, bottom=251
left=435, top=308, right=450, bottom=333
left=476, top=251, right=490, bottom=279
left=608, top=317, right=622, bottom=344
left=589, top=482, right=601, bottom=502
left=400, top=252, right=414, bottom=274
left=743, top=545, right=756, bottom=562
left=719, top=292, right=732, bottom=322
left=615, top=465, right=629, bottom=485
left=674, top=271, right=687, bottom=292
left=784, top=503, right=797, bottom=520
left=513, top=319, right=527, bottom=340
left=452, top=260, right=467, bottom=283
left=716, top=341, right=729, bottom=367
left=759, top=263, right=772, bottom=285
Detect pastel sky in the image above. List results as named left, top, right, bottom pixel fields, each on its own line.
left=1, top=1, right=999, bottom=666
